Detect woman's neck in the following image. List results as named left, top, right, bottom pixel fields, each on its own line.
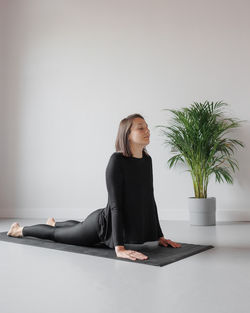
left=130, top=144, right=144, bottom=158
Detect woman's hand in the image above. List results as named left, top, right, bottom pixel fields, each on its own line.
left=115, top=246, right=148, bottom=261
left=158, top=237, right=181, bottom=248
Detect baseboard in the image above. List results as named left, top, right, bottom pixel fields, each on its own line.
left=160, top=209, right=250, bottom=222
left=0, top=208, right=94, bottom=220
left=1, top=208, right=250, bottom=222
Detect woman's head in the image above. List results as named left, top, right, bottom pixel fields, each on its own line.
left=115, top=113, right=150, bottom=157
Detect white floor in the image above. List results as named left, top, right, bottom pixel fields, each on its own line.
left=0, top=218, right=250, bottom=313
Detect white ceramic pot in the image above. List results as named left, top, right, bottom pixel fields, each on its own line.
left=188, top=197, right=216, bottom=226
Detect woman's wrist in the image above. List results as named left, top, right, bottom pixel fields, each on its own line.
left=115, top=245, right=125, bottom=252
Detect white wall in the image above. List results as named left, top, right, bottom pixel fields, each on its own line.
left=0, top=0, right=7, bottom=213
left=1, top=0, right=250, bottom=220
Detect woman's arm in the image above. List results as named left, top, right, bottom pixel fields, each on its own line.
left=106, top=154, right=125, bottom=247
left=106, top=155, right=149, bottom=260
left=149, top=155, right=164, bottom=238
left=153, top=196, right=164, bottom=238
left=149, top=156, right=181, bottom=249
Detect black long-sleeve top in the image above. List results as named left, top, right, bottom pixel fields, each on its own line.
left=97, top=150, right=164, bottom=249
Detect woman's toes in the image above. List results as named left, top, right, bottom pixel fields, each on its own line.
left=46, top=217, right=55, bottom=226
left=7, top=222, right=19, bottom=236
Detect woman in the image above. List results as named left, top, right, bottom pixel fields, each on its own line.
left=7, top=113, right=181, bottom=261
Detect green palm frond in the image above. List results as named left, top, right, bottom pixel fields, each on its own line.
left=155, top=101, right=245, bottom=198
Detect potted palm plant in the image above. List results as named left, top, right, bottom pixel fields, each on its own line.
left=155, top=101, right=244, bottom=226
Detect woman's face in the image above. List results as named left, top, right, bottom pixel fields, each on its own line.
left=128, top=117, right=150, bottom=146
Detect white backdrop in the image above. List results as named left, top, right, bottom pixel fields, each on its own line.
left=1, top=0, right=249, bottom=220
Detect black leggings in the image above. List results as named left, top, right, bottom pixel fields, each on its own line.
left=22, top=209, right=102, bottom=247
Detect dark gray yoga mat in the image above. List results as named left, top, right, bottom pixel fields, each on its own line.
left=0, top=231, right=213, bottom=267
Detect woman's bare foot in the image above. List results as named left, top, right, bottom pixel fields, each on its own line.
left=7, top=222, right=23, bottom=237
left=46, top=217, right=55, bottom=227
